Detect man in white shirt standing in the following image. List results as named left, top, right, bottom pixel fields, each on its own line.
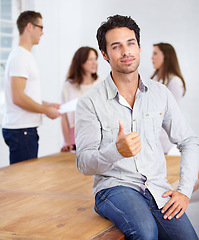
left=2, top=11, right=61, bottom=164
left=75, top=15, right=199, bottom=239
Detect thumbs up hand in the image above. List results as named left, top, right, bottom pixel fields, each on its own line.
left=116, top=120, right=141, bottom=157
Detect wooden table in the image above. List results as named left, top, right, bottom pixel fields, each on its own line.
left=0, top=153, right=180, bottom=240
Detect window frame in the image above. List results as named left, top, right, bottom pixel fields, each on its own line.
left=0, top=0, right=21, bottom=115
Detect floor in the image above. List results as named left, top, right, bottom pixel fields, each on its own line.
left=186, top=189, right=199, bottom=236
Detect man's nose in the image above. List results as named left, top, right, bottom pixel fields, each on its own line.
left=121, top=45, right=130, bottom=56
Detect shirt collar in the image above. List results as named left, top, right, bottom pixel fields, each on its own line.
left=139, top=76, right=148, bottom=92
left=105, top=73, right=118, bottom=100
left=105, top=72, right=148, bottom=100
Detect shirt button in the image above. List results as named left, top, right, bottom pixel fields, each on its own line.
left=146, top=183, right=149, bottom=186
left=24, top=131, right=27, bottom=135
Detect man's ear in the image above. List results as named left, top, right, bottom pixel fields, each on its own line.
left=26, top=22, right=33, bottom=32
left=101, top=50, right=109, bottom=61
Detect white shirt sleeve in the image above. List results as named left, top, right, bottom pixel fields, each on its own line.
left=167, top=76, right=184, bottom=104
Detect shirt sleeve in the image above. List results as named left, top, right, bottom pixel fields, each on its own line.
left=75, top=96, right=123, bottom=176
left=167, top=76, right=184, bottom=104
left=162, top=89, right=199, bottom=198
left=9, top=53, right=29, bottom=79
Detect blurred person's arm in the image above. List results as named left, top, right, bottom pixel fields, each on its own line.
left=11, top=76, right=61, bottom=119
left=61, top=114, right=72, bottom=152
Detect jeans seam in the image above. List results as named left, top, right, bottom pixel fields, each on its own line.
left=149, top=193, right=172, bottom=239
left=151, top=212, right=172, bottom=240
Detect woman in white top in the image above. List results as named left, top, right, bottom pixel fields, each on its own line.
left=61, top=46, right=101, bottom=152
left=151, top=43, right=186, bottom=154
left=151, top=43, right=199, bottom=192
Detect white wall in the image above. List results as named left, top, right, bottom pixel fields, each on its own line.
left=1, top=0, right=199, bottom=167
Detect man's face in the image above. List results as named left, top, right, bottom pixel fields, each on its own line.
left=30, top=18, right=44, bottom=45
left=102, top=27, right=141, bottom=75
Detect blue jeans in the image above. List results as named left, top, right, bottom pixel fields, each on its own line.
left=2, top=128, right=39, bottom=164
left=95, top=186, right=198, bottom=240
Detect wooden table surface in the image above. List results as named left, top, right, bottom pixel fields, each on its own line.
left=0, top=153, right=180, bottom=240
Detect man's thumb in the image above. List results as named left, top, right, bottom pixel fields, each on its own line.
left=118, top=120, right=125, bottom=136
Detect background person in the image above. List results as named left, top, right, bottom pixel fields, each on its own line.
left=151, top=43, right=199, bottom=192
left=60, top=46, right=101, bottom=152
left=151, top=42, right=186, bottom=154
left=2, top=11, right=61, bottom=165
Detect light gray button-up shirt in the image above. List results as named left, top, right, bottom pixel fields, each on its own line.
left=75, top=73, right=199, bottom=208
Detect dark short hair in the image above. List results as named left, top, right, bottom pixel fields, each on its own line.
left=17, top=10, right=42, bottom=35
left=67, top=46, right=98, bottom=85
left=96, top=14, right=140, bottom=54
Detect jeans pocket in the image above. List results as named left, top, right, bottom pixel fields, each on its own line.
left=24, top=128, right=39, bottom=147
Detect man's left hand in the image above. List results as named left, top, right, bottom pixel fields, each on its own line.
left=161, top=190, right=189, bottom=220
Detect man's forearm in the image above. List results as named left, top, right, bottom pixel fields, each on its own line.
left=13, top=92, right=48, bottom=114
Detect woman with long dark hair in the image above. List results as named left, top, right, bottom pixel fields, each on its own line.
left=61, top=46, right=101, bottom=151
left=152, top=43, right=199, bottom=191
left=151, top=43, right=186, bottom=154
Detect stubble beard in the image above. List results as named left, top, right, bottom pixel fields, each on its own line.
left=115, top=62, right=139, bottom=74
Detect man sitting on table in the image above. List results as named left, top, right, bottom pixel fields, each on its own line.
left=75, top=15, right=199, bottom=240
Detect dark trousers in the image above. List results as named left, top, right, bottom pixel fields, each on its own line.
left=2, top=127, right=39, bottom=164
